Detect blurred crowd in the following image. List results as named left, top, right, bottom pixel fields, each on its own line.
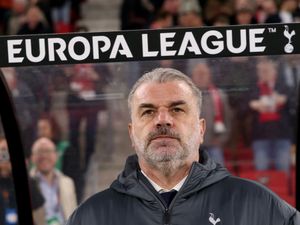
left=1, top=0, right=300, bottom=36
left=120, top=0, right=300, bottom=30
left=0, top=55, right=299, bottom=225
left=0, top=63, right=112, bottom=225
left=0, top=0, right=86, bottom=35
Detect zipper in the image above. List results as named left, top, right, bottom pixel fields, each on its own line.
left=161, top=164, right=199, bottom=225
left=138, top=164, right=199, bottom=225
left=163, top=208, right=170, bottom=225
left=139, top=181, right=171, bottom=224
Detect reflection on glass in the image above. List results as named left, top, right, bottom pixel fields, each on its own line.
left=0, top=133, right=18, bottom=225
left=30, top=137, right=77, bottom=225
left=0, top=122, right=46, bottom=225
left=1, top=55, right=298, bottom=208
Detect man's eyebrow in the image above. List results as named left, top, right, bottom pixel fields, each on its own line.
left=168, top=100, right=187, bottom=108
left=138, top=101, right=187, bottom=110
left=138, top=103, right=156, bottom=109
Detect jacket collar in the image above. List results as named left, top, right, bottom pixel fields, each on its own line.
left=111, top=150, right=230, bottom=200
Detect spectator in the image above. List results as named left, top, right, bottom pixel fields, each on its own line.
left=150, top=10, right=173, bottom=29
left=50, top=0, right=72, bottom=33
left=0, top=136, right=18, bottom=225
left=0, top=0, right=13, bottom=34
left=161, top=0, right=181, bottom=26
left=294, top=0, right=300, bottom=22
left=120, top=0, right=162, bottom=30
left=36, top=114, right=84, bottom=202
left=13, top=66, right=52, bottom=116
left=266, top=0, right=298, bottom=23
left=248, top=58, right=293, bottom=173
left=17, top=5, right=52, bottom=35
left=0, top=136, right=45, bottom=225
left=33, top=0, right=54, bottom=32
left=279, top=55, right=300, bottom=145
left=30, top=137, right=77, bottom=225
left=66, top=64, right=109, bottom=172
left=255, top=0, right=278, bottom=23
left=211, top=13, right=230, bottom=26
left=178, top=0, right=203, bottom=27
left=37, top=114, right=69, bottom=171
left=201, top=0, right=233, bottom=26
left=233, top=6, right=257, bottom=25
left=2, top=67, right=38, bottom=158
left=6, top=0, right=27, bottom=35
left=191, top=62, right=232, bottom=165
left=223, top=56, right=257, bottom=150
left=70, top=0, right=84, bottom=26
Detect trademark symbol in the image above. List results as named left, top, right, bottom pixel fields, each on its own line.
left=268, top=27, right=277, bottom=33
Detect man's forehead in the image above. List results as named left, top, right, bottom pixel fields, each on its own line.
left=33, top=142, right=56, bottom=153
left=0, top=140, right=8, bottom=149
left=133, top=81, right=194, bottom=102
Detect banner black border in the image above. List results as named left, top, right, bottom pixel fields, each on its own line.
left=0, top=24, right=299, bottom=225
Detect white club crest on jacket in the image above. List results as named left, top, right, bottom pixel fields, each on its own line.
left=209, top=213, right=221, bottom=225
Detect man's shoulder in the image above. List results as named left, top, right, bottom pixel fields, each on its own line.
left=221, top=175, right=282, bottom=196
left=66, top=188, right=123, bottom=225
left=78, top=188, right=123, bottom=209
left=218, top=175, right=295, bottom=212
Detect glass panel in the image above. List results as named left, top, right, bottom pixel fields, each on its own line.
left=0, top=54, right=298, bottom=225
left=0, top=120, right=18, bottom=225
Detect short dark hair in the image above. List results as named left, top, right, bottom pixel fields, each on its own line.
left=128, top=68, right=202, bottom=115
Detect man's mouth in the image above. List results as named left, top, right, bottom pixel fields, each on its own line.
left=151, top=135, right=177, bottom=141
left=149, top=136, right=180, bottom=145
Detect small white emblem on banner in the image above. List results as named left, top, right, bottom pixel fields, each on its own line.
left=283, top=25, right=296, bottom=53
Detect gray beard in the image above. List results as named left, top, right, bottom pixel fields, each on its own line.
left=136, top=140, right=190, bottom=176
left=133, top=124, right=200, bottom=176
left=149, top=158, right=185, bottom=177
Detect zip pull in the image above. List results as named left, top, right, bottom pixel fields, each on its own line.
left=163, top=208, right=170, bottom=225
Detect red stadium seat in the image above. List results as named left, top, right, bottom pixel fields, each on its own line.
left=291, top=167, right=296, bottom=196
left=280, top=195, right=296, bottom=207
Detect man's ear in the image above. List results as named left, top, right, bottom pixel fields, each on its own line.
left=199, top=118, right=206, bottom=144
left=128, top=123, right=135, bottom=148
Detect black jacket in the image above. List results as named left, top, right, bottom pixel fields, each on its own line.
left=66, top=152, right=300, bottom=225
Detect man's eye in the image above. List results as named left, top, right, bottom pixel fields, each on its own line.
left=142, top=110, right=154, bottom=116
left=172, top=107, right=183, bottom=113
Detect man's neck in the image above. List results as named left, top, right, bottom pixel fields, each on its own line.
left=39, top=170, right=56, bottom=185
left=139, top=161, right=192, bottom=190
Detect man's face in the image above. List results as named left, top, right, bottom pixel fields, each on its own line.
left=179, top=12, right=203, bottom=27
left=37, top=119, right=53, bottom=139
left=128, top=81, right=205, bottom=174
left=257, top=61, right=277, bottom=83
left=0, top=140, right=12, bottom=178
left=32, top=144, right=57, bottom=175
left=192, top=63, right=212, bottom=89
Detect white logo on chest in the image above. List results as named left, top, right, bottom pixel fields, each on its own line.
left=209, top=213, right=221, bottom=225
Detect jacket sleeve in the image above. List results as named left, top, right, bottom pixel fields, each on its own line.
left=289, top=210, right=300, bottom=225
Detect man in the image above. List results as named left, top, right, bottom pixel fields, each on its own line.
left=0, top=136, right=45, bottom=225
left=178, top=0, right=204, bottom=27
left=66, top=68, right=299, bottom=225
left=191, top=62, right=232, bottom=165
left=249, top=58, right=292, bottom=173
left=30, top=137, right=77, bottom=225
left=0, top=136, right=18, bottom=225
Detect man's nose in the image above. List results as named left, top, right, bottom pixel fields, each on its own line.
left=155, top=109, right=173, bottom=127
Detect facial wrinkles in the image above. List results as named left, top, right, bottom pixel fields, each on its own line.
left=133, top=122, right=200, bottom=176
left=146, top=125, right=180, bottom=148
left=131, top=81, right=202, bottom=175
